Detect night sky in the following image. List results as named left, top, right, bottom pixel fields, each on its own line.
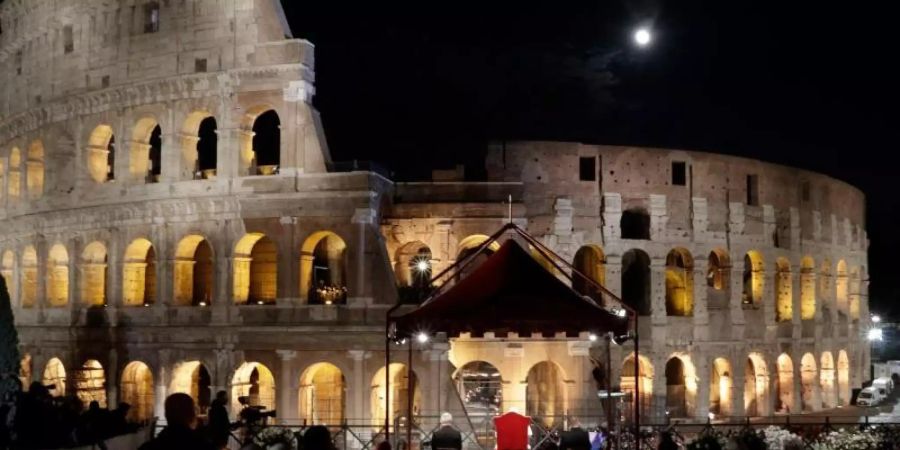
left=283, top=1, right=900, bottom=316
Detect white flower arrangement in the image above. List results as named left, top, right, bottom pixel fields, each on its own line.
left=252, top=426, right=298, bottom=450
left=762, top=425, right=804, bottom=450
left=811, top=429, right=880, bottom=450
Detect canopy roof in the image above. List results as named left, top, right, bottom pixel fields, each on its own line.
left=392, top=237, right=630, bottom=338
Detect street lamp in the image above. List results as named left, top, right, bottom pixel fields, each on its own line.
left=868, top=328, right=883, bottom=342
left=872, top=315, right=882, bottom=324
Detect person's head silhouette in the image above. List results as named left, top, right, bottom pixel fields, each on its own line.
left=164, top=393, right=197, bottom=429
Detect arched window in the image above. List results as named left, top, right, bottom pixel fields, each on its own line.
left=81, top=242, right=108, bottom=306
left=622, top=249, right=651, bottom=315
left=665, top=248, right=694, bottom=316
left=742, top=251, right=764, bottom=307
left=233, top=233, right=277, bottom=305
left=819, top=352, right=836, bottom=409
left=371, top=363, right=420, bottom=429
left=26, top=140, right=44, bottom=199
left=169, top=361, right=212, bottom=414
left=131, top=118, right=162, bottom=183
left=775, top=354, right=794, bottom=413
left=43, top=357, right=67, bottom=397
left=849, top=267, right=862, bottom=321
left=620, top=208, right=650, bottom=240
left=837, top=350, right=849, bottom=406
left=21, top=246, right=37, bottom=308
left=300, top=232, right=348, bottom=304
left=621, top=353, right=653, bottom=420
left=19, top=354, right=32, bottom=390
left=121, top=361, right=154, bottom=422
left=800, top=257, right=816, bottom=320
left=231, top=362, right=276, bottom=413
left=835, top=260, right=848, bottom=315
left=87, top=125, right=116, bottom=183
left=526, top=361, right=565, bottom=426
left=298, top=363, right=346, bottom=425
left=47, top=244, right=69, bottom=307
left=75, top=359, right=107, bottom=407
left=394, top=241, right=432, bottom=288
left=709, top=358, right=732, bottom=416
left=455, top=235, right=499, bottom=281
left=799, top=353, right=817, bottom=413
left=123, top=239, right=156, bottom=306
left=182, top=112, right=217, bottom=179
left=573, top=245, right=605, bottom=299
left=8, top=147, right=21, bottom=203
left=0, top=160, right=5, bottom=204
left=1, top=250, right=16, bottom=303
left=174, top=235, right=214, bottom=305
left=775, top=258, right=792, bottom=322
left=707, top=249, right=731, bottom=308
left=251, top=110, right=280, bottom=175
left=665, top=357, right=688, bottom=417
left=745, top=354, right=768, bottom=417
left=819, top=259, right=833, bottom=309
left=454, top=361, right=502, bottom=414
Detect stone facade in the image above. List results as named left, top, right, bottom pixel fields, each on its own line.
left=0, top=0, right=870, bottom=431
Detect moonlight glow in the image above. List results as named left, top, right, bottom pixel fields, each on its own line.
left=634, top=28, right=652, bottom=46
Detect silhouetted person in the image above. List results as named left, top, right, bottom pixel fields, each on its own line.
left=207, top=390, right=231, bottom=449
left=376, top=441, right=392, bottom=450
left=431, top=412, right=462, bottom=450
left=110, top=402, right=132, bottom=433
left=139, top=393, right=215, bottom=450
left=657, top=431, right=678, bottom=450
left=559, top=420, right=590, bottom=450
left=303, top=425, right=335, bottom=450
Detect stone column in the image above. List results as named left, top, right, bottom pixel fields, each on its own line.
left=428, top=342, right=450, bottom=417
left=156, top=350, right=172, bottom=421
left=276, top=216, right=296, bottom=305
left=730, top=357, right=746, bottom=418
left=601, top=193, right=622, bottom=241
left=694, top=355, right=709, bottom=420
left=728, top=267, right=745, bottom=339
left=213, top=226, right=231, bottom=324
left=791, top=263, right=801, bottom=340
left=107, top=348, right=119, bottom=407
left=762, top=268, right=777, bottom=341
left=159, top=128, right=180, bottom=183
left=692, top=268, right=709, bottom=341
left=34, top=236, right=47, bottom=321
left=605, top=255, right=622, bottom=300
left=351, top=208, right=375, bottom=304
left=276, top=350, right=298, bottom=424
left=348, top=350, right=370, bottom=427
left=650, top=259, right=667, bottom=346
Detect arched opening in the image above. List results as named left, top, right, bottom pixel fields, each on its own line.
left=835, top=260, right=848, bottom=316
left=621, top=353, right=653, bottom=422
left=300, top=231, right=348, bottom=304
left=819, top=259, right=833, bottom=311
left=456, top=235, right=499, bottom=274
left=744, top=354, right=768, bottom=417
left=849, top=267, right=861, bottom=321
left=526, top=361, right=566, bottom=426
left=800, top=353, right=817, bottom=412
left=394, top=241, right=433, bottom=289
left=742, top=251, right=764, bottom=307
left=709, top=358, right=732, bottom=416
left=776, top=354, right=795, bottom=413
left=454, top=361, right=502, bottom=416
left=573, top=245, right=606, bottom=300
left=231, top=362, right=276, bottom=413
left=43, top=357, right=67, bottom=397
left=47, top=244, right=69, bottom=307
left=75, top=360, right=107, bottom=407
left=120, top=361, right=154, bottom=422
left=169, top=361, right=212, bottom=414
left=26, top=140, right=44, bottom=199
left=123, top=238, right=156, bottom=306
left=1, top=250, right=16, bottom=304
left=81, top=242, right=108, bottom=306
left=174, top=235, right=214, bottom=306
left=665, top=357, right=695, bottom=418
left=837, top=350, right=849, bottom=406
left=8, top=147, right=21, bottom=203
left=233, top=233, right=277, bottom=305
left=181, top=112, right=218, bottom=179
left=87, top=124, right=116, bottom=183
left=622, top=249, right=651, bottom=315
left=131, top=118, right=161, bottom=183
left=19, top=353, right=32, bottom=390
left=820, top=352, right=836, bottom=409
left=251, top=110, right=280, bottom=175
left=370, top=363, right=420, bottom=428
left=620, top=208, right=650, bottom=240
left=775, top=258, right=793, bottom=322
left=21, top=246, right=37, bottom=308
left=298, top=363, right=345, bottom=425
left=707, top=249, right=731, bottom=307
left=800, top=257, right=816, bottom=320
left=665, top=248, right=694, bottom=316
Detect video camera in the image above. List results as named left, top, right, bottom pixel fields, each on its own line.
left=237, top=396, right=277, bottom=424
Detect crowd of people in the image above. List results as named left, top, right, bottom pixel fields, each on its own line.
left=0, top=382, right=141, bottom=448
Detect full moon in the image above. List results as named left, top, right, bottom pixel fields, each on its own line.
left=634, top=28, right=652, bottom=46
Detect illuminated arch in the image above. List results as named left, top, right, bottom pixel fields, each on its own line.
left=573, top=245, right=606, bottom=298
left=371, top=363, right=420, bottom=428
left=665, top=248, right=694, bottom=316
left=42, top=357, right=67, bottom=397
left=776, top=354, right=795, bottom=413
left=709, top=357, right=733, bottom=416
left=81, top=241, right=108, bottom=306
left=775, top=258, right=793, bottom=322
left=454, top=361, right=502, bottom=414
left=231, top=362, right=276, bottom=413
left=174, top=235, right=214, bottom=305
left=621, top=353, right=654, bottom=419
left=455, top=235, right=500, bottom=281
left=1, top=250, right=16, bottom=304
left=21, top=246, right=37, bottom=308
left=298, top=363, right=346, bottom=425
left=26, top=140, right=44, bottom=199
left=837, top=350, right=849, bottom=406
left=707, top=248, right=730, bottom=291
left=120, top=361, right=154, bottom=422
left=300, top=231, right=348, bottom=304
left=664, top=354, right=697, bottom=418
left=819, top=258, right=833, bottom=307
left=169, top=361, right=212, bottom=414
left=8, top=147, right=21, bottom=203
left=526, top=361, right=567, bottom=426
left=47, top=244, right=69, bottom=307
left=233, top=233, right=277, bottom=304
left=742, top=251, right=764, bottom=307
left=394, top=241, right=432, bottom=288
left=131, top=117, right=161, bottom=183
left=239, top=107, right=281, bottom=175
left=800, top=256, right=816, bottom=320
left=835, top=260, right=848, bottom=315
left=123, top=238, right=156, bottom=306
left=75, top=359, right=107, bottom=407
left=745, top=353, right=769, bottom=417
left=800, top=353, right=818, bottom=412
left=820, top=352, right=836, bottom=409
left=849, top=266, right=861, bottom=321
left=87, top=124, right=116, bottom=183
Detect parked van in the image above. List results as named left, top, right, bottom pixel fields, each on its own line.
left=857, top=387, right=884, bottom=406
left=873, top=377, right=894, bottom=396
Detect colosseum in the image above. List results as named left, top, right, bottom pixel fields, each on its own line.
left=0, top=0, right=871, bottom=441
